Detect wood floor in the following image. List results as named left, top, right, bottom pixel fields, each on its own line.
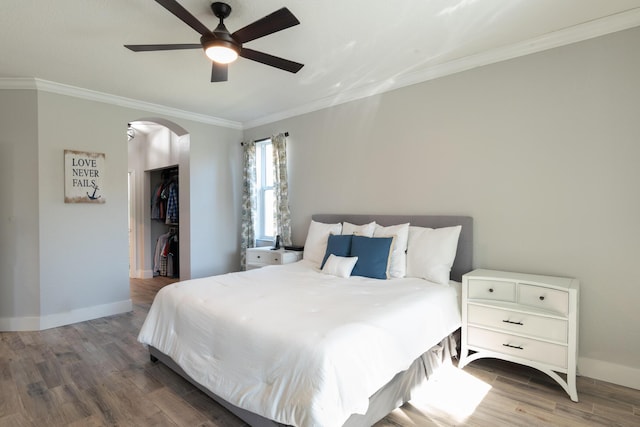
left=1, top=277, right=639, bottom=427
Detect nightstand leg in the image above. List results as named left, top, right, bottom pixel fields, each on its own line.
left=567, top=366, right=578, bottom=402
left=458, top=342, right=469, bottom=368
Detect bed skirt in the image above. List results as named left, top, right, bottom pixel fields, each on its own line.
left=148, top=333, right=458, bottom=427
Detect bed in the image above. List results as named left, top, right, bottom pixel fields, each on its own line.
left=138, top=214, right=473, bottom=427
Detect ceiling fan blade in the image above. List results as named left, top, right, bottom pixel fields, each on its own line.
left=232, top=8, right=300, bottom=44
left=211, top=62, right=228, bottom=82
left=124, top=43, right=201, bottom=52
left=155, top=0, right=211, bottom=36
left=240, top=48, right=303, bottom=74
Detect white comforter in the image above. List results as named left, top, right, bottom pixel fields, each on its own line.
left=138, top=260, right=461, bottom=427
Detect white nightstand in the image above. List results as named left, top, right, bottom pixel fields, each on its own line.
left=459, top=269, right=580, bottom=402
left=246, top=247, right=303, bottom=270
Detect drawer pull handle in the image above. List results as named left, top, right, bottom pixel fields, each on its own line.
left=274, top=258, right=279, bottom=262
left=539, top=296, right=545, bottom=301
left=503, top=343, right=523, bottom=350
left=257, top=255, right=261, bottom=259
left=502, top=319, right=523, bottom=325
left=488, top=288, right=494, bottom=293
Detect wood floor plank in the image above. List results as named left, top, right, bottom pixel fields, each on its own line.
left=0, top=378, right=21, bottom=419
left=554, top=400, right=636, bottom=426
left=181, top=388, right=249, bottom=427
left=490, top=375, right=557, bottom=412
left=1, top=331, right=26, bottom=352
left=36, top=357, right=64, bottom=389
left=9, top=356, right=45, bottom=389
left=60, top=360, right=102, bottom=391
left=17, top=380, right=66, bottom=425
left=592, top=403, right=640, bottom=426
left=513, top=401, right=584, bottom=427
left=148, top=387, right=211, bottom=427
left=66, top=415, right=107, bottom=427
left=137, top=410, right=180, bottom=427
left=0, top=276, right=639, bottom=427
left=379, top=405, right=440, bottom=427
left=147, top=361, right=198, bottom=396
left=49, top=383, right=93, bottom=423
left=0, top=412, right=36, bottom=427
left=121, top=364, right=165, bottom=394
left=104, top=370, right=164, bottom=420
left=0, top=356, right=12, bottom=381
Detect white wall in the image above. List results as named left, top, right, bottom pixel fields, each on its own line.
left=0, top=86, right=243, bottom=330
left=244, top=26, right=640, bottom=388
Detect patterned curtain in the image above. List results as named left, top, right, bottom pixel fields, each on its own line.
left=240, top=141, right=257, bottom=270
left=272, top=133, right=292, bottom=246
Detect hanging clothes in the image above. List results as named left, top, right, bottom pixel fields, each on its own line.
left=151, top=182, right=164, bottom=220
left=165, top=180, right=179, bottom=224
left=153, top=229, right=178, bottom=277
left=153, top=231, right=171, bottom=275
left=151, top=170, right=178, bottom=223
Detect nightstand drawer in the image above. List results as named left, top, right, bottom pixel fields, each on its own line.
left=518, top=284, right=569, bottom=316
left=246, top=248, right=302, bottom=269
left=467, top=327, right=568, bottom=369
left=467, top=304, right=568, bottom=342
left=467, top=279, right=516, bottom=302
left=247, top=250, right=279, bottom=265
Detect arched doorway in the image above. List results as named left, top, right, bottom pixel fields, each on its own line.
left=127, top=118, right=191, bottom=281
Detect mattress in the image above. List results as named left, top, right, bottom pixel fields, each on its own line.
left=138, top=260, right=461, bottom=427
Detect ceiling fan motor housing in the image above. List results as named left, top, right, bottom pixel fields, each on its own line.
left=201, top=29, right=240, bottom=56
left=211, top=2, right=232, bottom=19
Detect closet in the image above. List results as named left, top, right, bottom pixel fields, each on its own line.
left=150, top=166, right=179, bottom=277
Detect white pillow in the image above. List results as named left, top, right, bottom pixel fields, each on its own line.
left=406, top=225, right=462, bottom=285
left=342, top=221, right=376, bottom=237
left=373, top=223, right=410, bottom=278
left=303, top=220, right=342, bottom=268
left=322, top=254, right=358, bottom=278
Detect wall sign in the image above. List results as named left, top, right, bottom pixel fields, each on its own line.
left=64, top=150, right=106, bottom=203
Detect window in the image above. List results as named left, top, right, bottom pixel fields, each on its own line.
left=255, top=139, right=274, bottom=242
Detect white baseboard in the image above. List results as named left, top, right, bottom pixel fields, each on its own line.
left=578, top=356, right=640, bottom=390
left=0, top=315, right=41, bottom=331
left=0, top=299, right=133, bottom=331
left=129, top=269, right=154, bottom=279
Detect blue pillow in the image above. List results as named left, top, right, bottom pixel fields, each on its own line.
left=350, top=235, right=395, bottom=279
left=321, top=234, right=353, bottom=268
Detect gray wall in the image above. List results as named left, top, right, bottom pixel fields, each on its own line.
left=0, top=87, right=243, bottom=329
left=184, top=120, right=242, bottom=278
left=0, top=90, right=40, bottom=319
left=244, top=27, right=640, bottom=387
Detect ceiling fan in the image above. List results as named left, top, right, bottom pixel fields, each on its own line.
left=124, top=0, right=304, bottom=82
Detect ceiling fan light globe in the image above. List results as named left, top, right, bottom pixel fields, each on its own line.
left=205, top=46, right=238, bottom=64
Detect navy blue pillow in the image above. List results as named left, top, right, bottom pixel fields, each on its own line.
left=321, top=234, right=353, bottom=268
left=350, top=235, right=394, bottom=279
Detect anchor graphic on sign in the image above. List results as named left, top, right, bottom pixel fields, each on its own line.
left=87, top=183, right=101, bottom=200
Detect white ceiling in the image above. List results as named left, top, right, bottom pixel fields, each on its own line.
left=2, top=0, right=640, bottom=128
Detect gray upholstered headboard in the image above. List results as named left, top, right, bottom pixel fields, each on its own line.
left=311, top=214, right=473, bottom=282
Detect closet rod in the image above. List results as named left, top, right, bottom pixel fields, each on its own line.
left=241, top=132, right=289, bottom=146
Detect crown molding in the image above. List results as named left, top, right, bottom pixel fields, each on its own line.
left=0, top=77, right=243, bottom=130
left=243, top=8, right=640, bottom=130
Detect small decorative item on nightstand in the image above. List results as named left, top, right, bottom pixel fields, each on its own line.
left=246, top=247, right=303, bottom=270
left=458, top=269, right=580, bottom=402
